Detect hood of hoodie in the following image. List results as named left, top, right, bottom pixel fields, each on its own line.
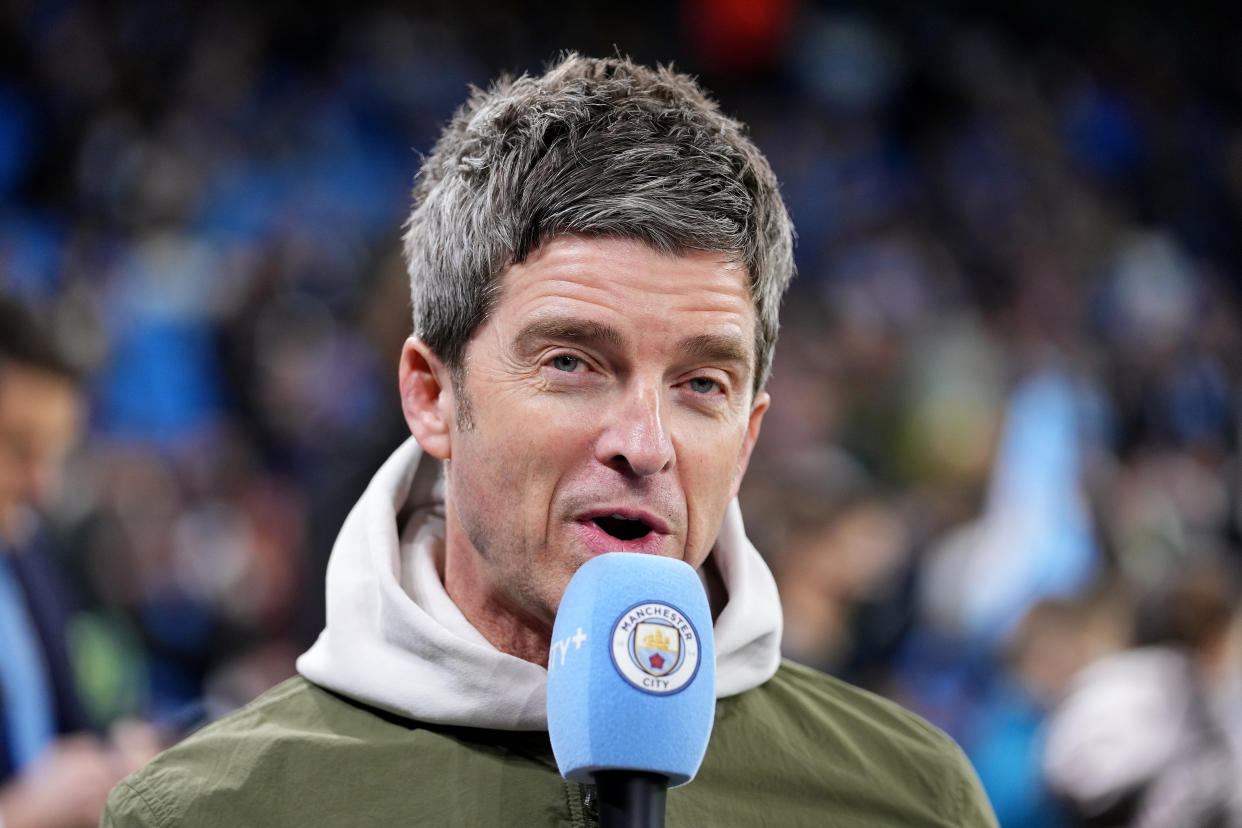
left=297, top=437, right=783, bottom=731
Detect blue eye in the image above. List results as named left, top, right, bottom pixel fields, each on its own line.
left=687, top=377, right=719, bottom=394
left=551, top=354, right=581, bottom=372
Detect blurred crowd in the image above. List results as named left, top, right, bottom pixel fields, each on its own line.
left=1, top=0, right=1240, bottom=825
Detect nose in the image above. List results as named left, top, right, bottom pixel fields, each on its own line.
left=14, top=450, right=59, bottom=508
left=25, top=460, right=61, bottom=506
left=595, top=382, right=674, bottom=478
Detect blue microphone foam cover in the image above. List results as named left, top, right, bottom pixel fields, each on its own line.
left=547, top=553, right=716, bottom=787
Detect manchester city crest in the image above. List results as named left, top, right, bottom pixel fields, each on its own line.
left=610, top=601, right=701, bottom=695
left=634, top=621, right=681, bottom=676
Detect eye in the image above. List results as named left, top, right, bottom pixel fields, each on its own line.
left=550, top=354, right=582, bottom=373
left=686, top=377, right=721, bottom=394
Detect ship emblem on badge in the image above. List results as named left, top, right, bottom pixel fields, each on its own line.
left=610, top=601, right=701, bottom=695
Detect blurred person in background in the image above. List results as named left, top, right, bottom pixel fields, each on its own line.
left=0, top=295, right=158, bottom=828
left=965, top=586, right=1131, bottom=828
left=1042, top=560, right=1242, bottom=827
left=776, top=493, right=913, bottom=675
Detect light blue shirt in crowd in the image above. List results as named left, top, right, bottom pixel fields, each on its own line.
left=0, top=550, right=56, bottom=771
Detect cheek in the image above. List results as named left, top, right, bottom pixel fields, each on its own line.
left=679, top=434, right=748, bottom=563
left=484, top=390, right=598, bottom=471
left=679, top=413, right=751, bottom=486
left=449, top=410, right=582, bottom=535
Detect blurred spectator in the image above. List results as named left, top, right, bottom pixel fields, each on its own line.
left=776, top=494, right=912, bottom=675
left=0, top=295, right=158, bottom=828
left=966, top=586, right=1130, bottom=828
left=1041, top=560, right=1242, bottom=826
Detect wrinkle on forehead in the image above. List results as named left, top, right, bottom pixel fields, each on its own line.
left=500, top=236, right=747, bottom=299
left=478, top=235, right=758, bottom=389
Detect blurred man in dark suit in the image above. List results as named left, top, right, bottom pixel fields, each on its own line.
left=0, top=296, right=152, bottom=828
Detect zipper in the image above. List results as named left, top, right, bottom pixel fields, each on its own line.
left=579, top=783, right=600, bottom=828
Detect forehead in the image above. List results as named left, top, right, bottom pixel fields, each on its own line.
left=0, top=365, right=79, bottom=432
left=489, top=235, right=755, bottom=357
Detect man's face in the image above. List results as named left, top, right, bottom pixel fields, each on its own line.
left=0, top=364, right=81, bottom=544
left=413, top=235, right=768, bottom=634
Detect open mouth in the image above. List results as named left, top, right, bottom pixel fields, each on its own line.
left=592, top=514, right=654, bottom=541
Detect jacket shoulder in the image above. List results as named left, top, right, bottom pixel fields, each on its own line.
left=102, top=677, right=388, bottom=828
left=754, top=659, right=966, bottom=757
left=689, top=660, right=998, bottom=828
left=102, top=677, right=574, bottom=828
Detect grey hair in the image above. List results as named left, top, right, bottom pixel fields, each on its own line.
left=402, top=53, right=795, bottom=393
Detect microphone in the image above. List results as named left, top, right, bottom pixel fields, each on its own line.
left=547, top=553, right=716, bottom=828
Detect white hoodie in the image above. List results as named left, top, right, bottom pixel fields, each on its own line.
left=297, top=438, right=783, bottom=730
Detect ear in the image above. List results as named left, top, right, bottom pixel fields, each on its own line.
left=729, top=390, right=769, bottom=500
left=399, top=338, right=455, bottom=460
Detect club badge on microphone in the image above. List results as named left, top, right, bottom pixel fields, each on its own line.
left=610, top=601, right=701, bottom=695
left=546, top=553, right=716, bottom=789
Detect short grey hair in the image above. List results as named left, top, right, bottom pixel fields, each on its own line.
left=402, top=53, right=795, bottom=393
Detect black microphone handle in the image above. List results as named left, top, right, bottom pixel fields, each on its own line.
left=594, top=771, right=668, bottom=828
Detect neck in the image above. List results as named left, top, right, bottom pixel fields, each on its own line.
left=0, top=506, right=33, bottom=551
left=441, top=540, right=553, bottom=668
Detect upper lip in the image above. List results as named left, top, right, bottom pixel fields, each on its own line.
left=576, top=507, right=672, bottom=535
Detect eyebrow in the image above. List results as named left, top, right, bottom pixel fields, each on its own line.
left=512, top=316, right=752, bottom=373
left=676, top=333, right=752, bottom=371
left=513, top=317, right=625, bottom=357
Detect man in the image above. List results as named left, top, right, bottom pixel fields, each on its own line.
left=104, top=54, right=998, bottom=826
left=0, top=296, right=133, bottom=828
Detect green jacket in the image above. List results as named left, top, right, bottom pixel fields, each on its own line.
left=103, top=661, right=996, bottom=827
